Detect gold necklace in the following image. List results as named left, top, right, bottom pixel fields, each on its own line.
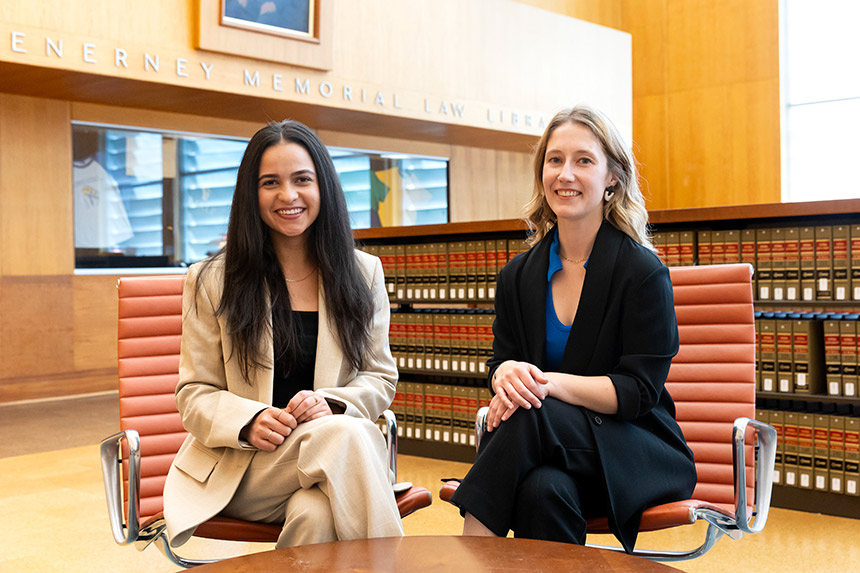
left=284, top=268, right=317, bottom=283
left=559, top=251, right=589, bottom=265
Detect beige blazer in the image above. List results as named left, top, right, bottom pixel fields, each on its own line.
left=163, top=250, right=397, bottom=546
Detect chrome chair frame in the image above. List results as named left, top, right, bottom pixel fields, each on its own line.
left=473, top=407, right=777, bottom=562
left=101, top=409, right=403, bottom=568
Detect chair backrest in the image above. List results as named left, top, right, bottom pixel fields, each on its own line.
left=117, top=275, right=187, bottom=523
left=667, top=263, right=756, bottom=511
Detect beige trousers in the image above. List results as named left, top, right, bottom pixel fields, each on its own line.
left=220, top=415, right=404, bottom=547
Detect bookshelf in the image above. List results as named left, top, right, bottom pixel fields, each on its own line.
left=356, top=198, right=860, bottom=515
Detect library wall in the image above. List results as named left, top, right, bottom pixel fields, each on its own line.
left=0, top=0, right=631, bottom=142
left=522, top=0, right=781, bottom=211
left=0, top=0, right=782, bottom=405
left=0, top=96, right=529, bottom=403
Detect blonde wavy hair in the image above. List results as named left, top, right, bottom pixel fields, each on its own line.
left=523, top=105, right=653, bottom=250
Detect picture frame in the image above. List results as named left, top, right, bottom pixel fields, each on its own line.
left=221, top=0, right=316, bottom=40
left=197, top=0, right=333, bottom=70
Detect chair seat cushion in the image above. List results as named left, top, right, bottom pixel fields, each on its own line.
left=195, top=516, right=282, bottom=542
left=439, top=480, right=733, bottom=534
left=148, top=485, right=433, bottom=543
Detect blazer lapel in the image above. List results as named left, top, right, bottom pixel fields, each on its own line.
left=562, top=221, right=623, bottom=373
left=313, top=280, right=345, bottom=389
left=518, top=230, right=553, bottom=368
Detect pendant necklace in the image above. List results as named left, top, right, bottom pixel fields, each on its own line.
left=285, top=268, right=317, bottom=283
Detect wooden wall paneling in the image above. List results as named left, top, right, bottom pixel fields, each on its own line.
left=3, top=0, right=631, bottom=140
left=72, top=275, right=119, bottom=375
left=515, top=0, right=624, bottom=30
left=621, top=0, right=666, bottom=97
left=565, top=0, right=625, bottom=29
left=1, top=0, right=192, bottom=48
left=658, top=0, right=780, bottom=209
left=0, top=95, right=73, bottom=275
left=449, top=146, right=497, bottom=222
left=621, top=0, right=669, bottom=210
left=70, top=103, right=261, bottom=139
left=633, top=94, right=670, bottom=210
left=0, top=275, right=74, bottom=401
left=666, top=0, right=779, bottom=92
left=0, top=369, right=117, bottom=404
left=667, top=80, right=780, bottom=209
left=197, top=0, right=333, bottom=70
left=0, top=274, right=132, bottom=403
left=514, top=0, right=570, bottom=17
left=316, top=130, right=452, bottom=159
left=449, top=146, right=534, bottom=223
left=734, top=78, right=781, bottom=207
left=495, top=149, right=534, bottom=220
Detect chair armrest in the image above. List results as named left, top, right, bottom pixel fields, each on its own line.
left=99, top=429, right=142, bottom=545
left=383, top=409, right=398, bottom=483
left=439, top=480, right=459, bottom=502
left=395, top=485, right=433, bottom=518
left=588, top=499, right=734, bottom=533
left=475, top=406, right=489, bottom=452
left=732, top=416, right=777, bottom=534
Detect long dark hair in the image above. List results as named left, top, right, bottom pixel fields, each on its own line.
left=199, top=120, right=373, bottom=382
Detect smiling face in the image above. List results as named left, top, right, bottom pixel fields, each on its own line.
left=257, top=141, right=321, bottom=248
left=542, top=121, right=617, bottom=228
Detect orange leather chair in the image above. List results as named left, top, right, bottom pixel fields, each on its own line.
left=100, top=275, right=432, bottom=568
left=440, top=263, right=777, bottom=562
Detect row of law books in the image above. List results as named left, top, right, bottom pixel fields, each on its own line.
left=757, top=408, right=859, bottom=495
left=756, top=312, right=860, bottom=397
left=654, top=224, right=860, bottom=301
left=390, top=309, right=494, bottom=376
left=387, top=381, right=493, bottom=447
left=360, top=239, right=531, bottom=301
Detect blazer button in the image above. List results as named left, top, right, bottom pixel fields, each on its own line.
left=594, top=416, right=603, bottom=425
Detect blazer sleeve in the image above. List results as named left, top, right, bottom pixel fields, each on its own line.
left=175, top=264, right=270, bottom=449
left=486, top=264, right=521, bottom=387
left=317, top=256, right=398, bottom=419
left=607, top=263, right=679, bottom=421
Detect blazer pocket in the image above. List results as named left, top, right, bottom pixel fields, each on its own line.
left=174, top=441, right=221, bottom=483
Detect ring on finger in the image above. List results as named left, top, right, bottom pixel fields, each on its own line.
left=266, top=429, right=273, bottom=441
left=313, top=395, right=319, bottom=405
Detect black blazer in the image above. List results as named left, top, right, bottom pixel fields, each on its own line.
left=490, top=221, right=696, bottom=552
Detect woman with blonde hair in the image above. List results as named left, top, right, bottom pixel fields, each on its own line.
left=449, top=105, right=696, bottom=553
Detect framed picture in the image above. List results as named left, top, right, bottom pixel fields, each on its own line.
left=221, top=0, right=315, bottom=40
left=197, top=0, right=332, bottom=70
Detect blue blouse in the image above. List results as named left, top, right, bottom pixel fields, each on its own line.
left=545, top=232, right=587, bottom=371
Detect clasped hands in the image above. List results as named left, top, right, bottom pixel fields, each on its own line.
left=487, top=360, right=550, bottom=432
left=241, top=390, right=332, bottom=451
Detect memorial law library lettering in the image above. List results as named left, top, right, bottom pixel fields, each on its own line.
left=357, top=199, right=860, bottom=519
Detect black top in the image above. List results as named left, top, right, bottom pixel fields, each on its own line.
left=272, top=311, right=318, bottom=408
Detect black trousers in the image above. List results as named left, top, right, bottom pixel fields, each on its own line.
left=450, top=397, right=610, bottom=543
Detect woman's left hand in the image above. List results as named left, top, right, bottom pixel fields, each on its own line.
left=286, top=390, right=333, bottom=423
left=486, top=392, right=518, bottom=432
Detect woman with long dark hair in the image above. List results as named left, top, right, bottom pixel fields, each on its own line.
left=163, top=120, right=403, bottom=548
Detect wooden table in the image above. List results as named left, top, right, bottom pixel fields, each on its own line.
left=194, top=536, right=677, bottom=571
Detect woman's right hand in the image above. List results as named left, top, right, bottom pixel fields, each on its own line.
left=487, top=360, right=549, bottom=430
left=239, top=407, right=297, bottom=452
